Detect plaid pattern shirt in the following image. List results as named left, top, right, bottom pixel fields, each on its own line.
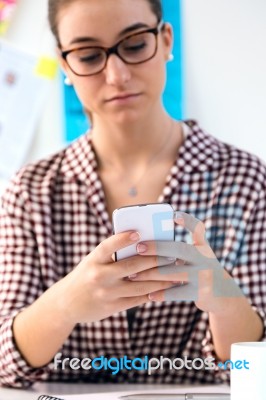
left=0, top=120, right=266, bottom=388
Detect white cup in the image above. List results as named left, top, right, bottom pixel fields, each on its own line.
left=231, top=342, right=266, bottom=399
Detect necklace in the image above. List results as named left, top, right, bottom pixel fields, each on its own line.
left=128, top=119, right=175, bottom=197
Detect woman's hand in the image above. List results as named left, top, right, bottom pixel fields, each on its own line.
left=128, top=212, right=243, bottom=313
left=13, top=231, right=175, bottom=368
left=58, top=231, right=176, bottom=324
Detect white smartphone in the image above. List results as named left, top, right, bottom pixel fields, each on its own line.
left=112, top=203, right=175, bottom=261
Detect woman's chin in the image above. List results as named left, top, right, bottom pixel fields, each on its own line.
left=107, top=109, right=146, bottom=126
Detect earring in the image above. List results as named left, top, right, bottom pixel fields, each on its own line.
left=64, top=76, right=72, bottom=86
left=167, top=54, right=174, bottom=62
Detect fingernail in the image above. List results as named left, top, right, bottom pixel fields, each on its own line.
left=137, top=243, right=147, bottom=254
left=167, top=257, right=176, bottom=262
left=128, top=274, right=138, bottom=279
left=130, top=232, right=140, bottom=241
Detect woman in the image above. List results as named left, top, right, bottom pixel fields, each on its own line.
left=0, top=0, right=265, bottom=388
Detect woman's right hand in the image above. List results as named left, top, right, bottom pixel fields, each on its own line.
left=58, top=231, right=175, bottom=324
left=13, top=231, right=175, bottom=368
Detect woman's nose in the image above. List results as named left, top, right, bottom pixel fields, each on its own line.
left=104, top=54, right=131, bottom=86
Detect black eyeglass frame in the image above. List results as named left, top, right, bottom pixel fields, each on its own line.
left=61, top=20, right=166, bottom=77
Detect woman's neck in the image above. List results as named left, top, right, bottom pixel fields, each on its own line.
left=91, top=111, right=174, bottom=172
left=90, top=113, right=184, bottom=216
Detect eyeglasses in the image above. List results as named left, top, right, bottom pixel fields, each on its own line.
left=61, top=21, right=165, bottom=77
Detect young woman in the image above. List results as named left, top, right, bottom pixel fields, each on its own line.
left=0, top=0, right=265, bottom=388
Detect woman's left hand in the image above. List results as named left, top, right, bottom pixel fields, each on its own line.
left=129, top=211, right=243, bottom=313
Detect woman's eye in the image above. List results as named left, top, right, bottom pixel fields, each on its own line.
left=73, top=49, right=104, bottom=64
left=123, top=41, right=147, bottom=53
left=79, top=52, right=103, bottom=64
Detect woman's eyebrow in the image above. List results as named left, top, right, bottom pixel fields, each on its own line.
left=69, top=22, right=152, bottom=46
left=118, top=22, right=151, bottom=37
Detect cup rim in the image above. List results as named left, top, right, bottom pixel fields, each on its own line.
left=232, top=341, right=266, bottom=348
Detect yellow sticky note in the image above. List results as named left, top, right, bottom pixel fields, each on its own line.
left=0, top=21, right=9, bottom=36
left=34, top=57, right=58, bottom=79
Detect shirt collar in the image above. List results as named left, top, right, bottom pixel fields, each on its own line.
left=61, top=132, right=97, bottom=185
left=61, top=120, right=222, bottom=189
left=178, top=120, right=220, bottom=175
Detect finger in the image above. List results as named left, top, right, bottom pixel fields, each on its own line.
left=117, top=294, right=150, bottom=310
left=137, top=240, right=198, bottom=263
left=148, top=282, right=190, bottom=302
left=174, top=211, right=207, bottom=246
left=137, top=240, right=217, bottom=267
left=115, top=255, right=176, bottom=279
left=128, top=264, right=188, bottom=283
left=93, top=231, right=140, bottom=263
left=116, top=280, right=176, bottom=298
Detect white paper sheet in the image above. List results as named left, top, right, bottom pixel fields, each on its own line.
left=0, top=40, right=55, bottom=180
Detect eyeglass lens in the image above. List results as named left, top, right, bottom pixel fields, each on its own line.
left=66, top=30, right=157, bottom=76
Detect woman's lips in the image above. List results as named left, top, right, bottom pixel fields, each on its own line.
left=106, top=93, right=141, bottom=103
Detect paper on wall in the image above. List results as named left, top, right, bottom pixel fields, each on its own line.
left=0, top=40, right=57, bottom=180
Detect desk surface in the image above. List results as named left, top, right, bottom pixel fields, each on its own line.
left=0, top=383, right=230, bottom=400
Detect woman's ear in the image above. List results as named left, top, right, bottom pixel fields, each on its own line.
left=56, top=48, right=66, bottom=72
left=161, top=22, right=174, bottom=61
left=56, top=47, right=73, bottom=85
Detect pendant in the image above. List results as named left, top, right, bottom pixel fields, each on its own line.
left=128, top=186, right=137, bottom=197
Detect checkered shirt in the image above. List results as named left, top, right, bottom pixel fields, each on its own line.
left=0, top=120, right=266, bottom=388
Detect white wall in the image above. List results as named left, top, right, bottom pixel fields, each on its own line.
left=182, top=0, right=266, bottom=160
left=0, top=0, right=266, bottom=193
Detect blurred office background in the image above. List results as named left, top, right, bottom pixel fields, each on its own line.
left=0, top=0, right=266, bottom=194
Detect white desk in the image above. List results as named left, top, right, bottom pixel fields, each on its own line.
left=0, top=383, right=230, bottom=400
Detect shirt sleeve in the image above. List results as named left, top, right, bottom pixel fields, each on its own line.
left=0, top=177, right=50, bottom=388
left=232, top=187, right=266, bottom=338
left=201, top=185, right=266, bottom=382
